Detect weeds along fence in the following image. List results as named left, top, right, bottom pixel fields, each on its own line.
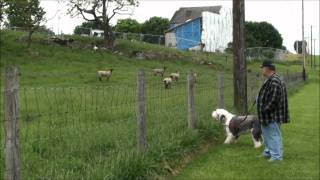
left=0, top=67, right=304, bottom=179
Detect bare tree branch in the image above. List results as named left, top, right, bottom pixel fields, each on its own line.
left=69, top=0, right=138, bottom=48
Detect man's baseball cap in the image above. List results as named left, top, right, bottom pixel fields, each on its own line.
left=260, top=60, right=275, bottom=69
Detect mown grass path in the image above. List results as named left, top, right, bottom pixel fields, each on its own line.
left=174, top=71, right=319, bottom=180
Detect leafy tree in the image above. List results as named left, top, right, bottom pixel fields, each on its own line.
left=74, top=21, right=102, bottom=35
left=0, top=0, right=8, bottom=22
left=281, top=46, right=287, bottom=51
left=141, top=16, right=169, bottom=35
left=115, top=18, right=141, bottom=33
left=245, top=21, right=283, bottom=49
left=69, top=0, right=138, bottom=49
left=225, top=42, right=233, bottom=54
left=6, top=0, right=45, bottom=48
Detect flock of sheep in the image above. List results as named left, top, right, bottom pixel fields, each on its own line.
left=152, top=67, right=197, bottom=89
left=96, top=67, right=196, bottom=89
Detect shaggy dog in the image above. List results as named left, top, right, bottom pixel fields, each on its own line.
left=211, top=109, right=263, bottom=148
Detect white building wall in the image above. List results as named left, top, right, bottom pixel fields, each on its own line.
left=165, top=32, right=177, bottom=48
left=201, top=8, right=232, bottom=52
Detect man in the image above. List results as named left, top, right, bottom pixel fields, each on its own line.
left=257, top=60, right=290, bottom=162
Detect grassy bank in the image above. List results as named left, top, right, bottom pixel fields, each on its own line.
left=174, top=69, right=319, bottom=180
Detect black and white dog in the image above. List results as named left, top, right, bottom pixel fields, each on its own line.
left=211, top=109, right=263, bottom=148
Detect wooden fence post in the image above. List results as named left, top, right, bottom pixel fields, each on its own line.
left=4, top=66, right=21, bottom=180
left=218, top=72, right=225, bottom=109
left=188, top=71, right=196, bottom=129
left=137, top=70, right=147, bottom=152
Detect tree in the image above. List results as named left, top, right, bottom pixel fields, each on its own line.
left=141, top=16, right=169, bottom=35
left=281, top=45, right=287, bottom=50
left=115, top=18, right=141, bottom=33
left=0, top=0, right=8, bottom=22
left=227, top=21, right=284, bottom=52
left=225, top=42, right=233, bottom=54
left=245, top=21, right=283, bottom=49
left=69, top=0, right=138, bottom=49
left=74, top=21, right=102, bottom=35
left=6, top=0, right=45, bottom=48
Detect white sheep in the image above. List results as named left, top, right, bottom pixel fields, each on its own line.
left=93, top=45, right=98, bottom=52
left=97, top=69, right=113, bottom=81
left=169, top=72, right=180, bottom=82
left=153, top=66, right=166, bottom=77
left=163, top=77, right=172, bottom=89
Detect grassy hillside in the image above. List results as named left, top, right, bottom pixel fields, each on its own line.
left=0, top=30, right=306, bottom=179
left=0, top=31, right=232, bottom=86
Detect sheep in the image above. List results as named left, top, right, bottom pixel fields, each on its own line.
left=93, top=45, right=98, bottom=52
left=169, top=72, right=180, bottom=82
left=153, top=66, right=166, bottom=77
left=163, top=77, right=172, bottom=89
left=97, top=69, right=113, bottom=81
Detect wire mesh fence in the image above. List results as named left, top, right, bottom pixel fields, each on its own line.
left=17, top=86, right=137, bottom=178
left=0, top=67, right=305, bottom=179
left=246, top=47, right=290, bottom=61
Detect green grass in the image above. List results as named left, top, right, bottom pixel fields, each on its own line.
left=0, top=30, right=231, bottom=179
left=0, top=30, right=309, bottom=179
left=173, top=69, right=319, bottom=180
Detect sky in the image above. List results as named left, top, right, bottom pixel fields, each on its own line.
left=40, top=0, right=320, bottom=54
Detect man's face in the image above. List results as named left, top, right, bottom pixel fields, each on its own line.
left=261, top=67, right=271, bottom=77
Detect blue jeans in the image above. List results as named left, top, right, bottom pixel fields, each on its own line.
left=261, top=122, right=283, bottom=160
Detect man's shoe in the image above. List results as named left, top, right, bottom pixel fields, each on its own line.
left=257, top=154, right=271, bottom=159
left=268, top=158, right=282, bottom=162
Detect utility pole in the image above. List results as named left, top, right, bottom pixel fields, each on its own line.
left=302, top=0, right=306, bottom=80
left=233, top=0, right=247, bottom=115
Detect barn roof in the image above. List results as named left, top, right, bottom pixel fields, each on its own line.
left=165, top=17, right=202, bottom=33
left=170, top=6, right=222, bottom=25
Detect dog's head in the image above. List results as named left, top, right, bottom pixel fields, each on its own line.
left=211, top=109, right=232, bottom=125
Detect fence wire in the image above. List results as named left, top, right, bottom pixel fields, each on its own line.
left=0, top=70, right=305, bottom=179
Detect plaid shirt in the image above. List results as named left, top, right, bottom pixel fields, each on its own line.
left=257, top=73, right=290, bottom=125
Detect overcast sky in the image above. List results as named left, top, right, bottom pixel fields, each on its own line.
left=40, top=0, right=320, bottom=54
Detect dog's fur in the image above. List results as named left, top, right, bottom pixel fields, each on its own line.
left=211, top=109, right=263, bottom=148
